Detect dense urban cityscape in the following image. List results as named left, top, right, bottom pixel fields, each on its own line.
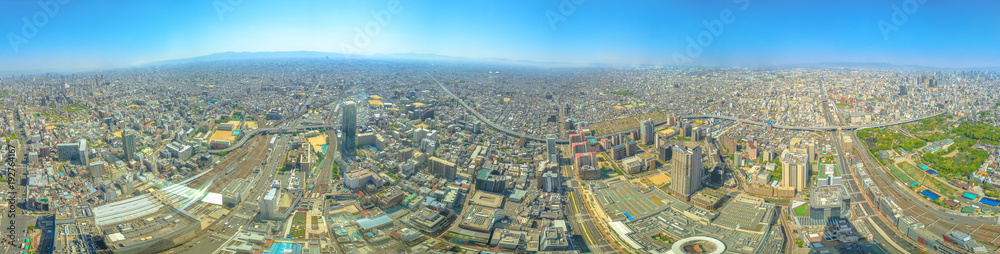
left=4, top=1, right=1000, bottom=254
left=0, top=56, right=997, bottom=254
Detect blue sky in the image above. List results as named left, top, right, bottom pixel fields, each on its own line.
left=2, top=0, right=999, bottom=72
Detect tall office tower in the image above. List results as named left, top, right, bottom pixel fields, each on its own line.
left=670, top=142, right=703, bottom=201
left=78, top=139, right=89, bottom=165
left=640, top=119, right=655, bottom=145
left=123, top=130, right=137, bottom=162
left=781, top=152, right=810, bottom=192
left=546, top=136, right=558, bottom=162
left=341, top=101, right=358, bottom=158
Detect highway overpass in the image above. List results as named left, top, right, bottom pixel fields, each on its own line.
left=682, top=112, right=945, bottom=132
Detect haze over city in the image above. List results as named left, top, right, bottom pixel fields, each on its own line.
left=3, top=0, right=1000, bottom=72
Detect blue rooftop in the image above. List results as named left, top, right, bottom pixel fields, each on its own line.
left=920, top=190, right=940, bottom=200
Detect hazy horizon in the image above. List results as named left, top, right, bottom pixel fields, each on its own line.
left=3, top=0, right=1000, bottom=72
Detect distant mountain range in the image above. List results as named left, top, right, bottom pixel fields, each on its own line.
left=5, top=52, right=998, bottom=75
left=145, top=51, right=583, bottom=68
left=147, top=52, right=1000, bottom=71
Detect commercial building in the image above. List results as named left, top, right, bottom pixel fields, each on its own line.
left=691, top=189, right=726, bottom=210
left=57, top=139, right=89, bottom=164
left=457, top=206, right=503, bottom=233
left=622, top=156, right=645, bottom=175
left=345, top=168, right=382, bottom=190
left=261, top=185, right=282, bottom=220
left=542, top=172, right=561, bottom=193
left=469, top=191, right=505, bottom=208
left=670, top=142, right=703, bottom=201
left=58, top=142, right=79, bottom=162
left=816, top=164, right=842, bottom=187
left=165, top=142, right=193, bottom=160
left=808, top=185, right=851, bottom=222
left=408, top=207, right=448, bottom=233
left=944, top=231, right=987, bottom=253
left=540, top=227, right=570, bottom=251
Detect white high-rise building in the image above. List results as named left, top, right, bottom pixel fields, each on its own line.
left=261, top=186, right=282, bottom=220
left=546, top=136, right=558, bottom=162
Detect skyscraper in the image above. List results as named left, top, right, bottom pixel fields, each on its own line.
left=78, top=139, right=89, bottom=165
left=640, top=118, right=654, bottom=145
left=341, top=101, right=357, bottom=158
left=123, top=130, right=137, bottom=162
left=546, top=135, right=558, bottom=162
left=670, top=142, right=703, bottom=201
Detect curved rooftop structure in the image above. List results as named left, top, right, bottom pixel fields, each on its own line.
left=94, top=195, right=164, bottom=226
left=669, top=236, right=726, bottom=254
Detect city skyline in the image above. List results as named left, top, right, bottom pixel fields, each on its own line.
left=4, top=0, right=1000, bottom=72
left=4, top=2, right=1000, bottom=253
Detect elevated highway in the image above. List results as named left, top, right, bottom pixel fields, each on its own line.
left=683, top=112, right=944, bottom=131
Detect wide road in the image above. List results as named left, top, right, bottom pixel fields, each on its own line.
left=821, top=100, right=917, bottom=253
left=567, top=190, right=616, bottom=253
left=3, top=135, right=38, bottom=254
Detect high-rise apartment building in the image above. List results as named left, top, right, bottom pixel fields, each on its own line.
left=670, top=142, right=703, bottom=201
left=781, top=151, right=810, bottom=192
left=640, top=119, right=655, bottom=145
